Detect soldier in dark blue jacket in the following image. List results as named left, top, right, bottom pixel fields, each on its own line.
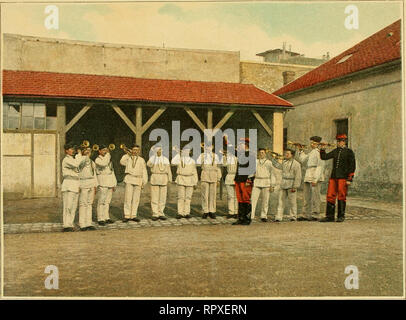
left=319, top=134, right=356, bottom=222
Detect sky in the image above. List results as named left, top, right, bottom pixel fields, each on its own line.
left=1, top=1, right=402, bottom=61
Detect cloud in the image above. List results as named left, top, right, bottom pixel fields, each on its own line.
left=1, top=3, right=387, bottom=62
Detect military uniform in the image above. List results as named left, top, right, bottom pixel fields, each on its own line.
left=171, top=152, right=198, bottom=217
left=197, top=151, right=221, bottom=218
left=120, top=153, right=148, bottom=220
left=251, top=158, right=276, bottom=220
left=222, top=153, right=238, bottom=217
left=320, top=135, right=356, bottom=222
left=271, top=157, right=302, bottom=221
left=297, top=147, right=325, bottom=220
left=95, top=152, right=117, bottom=223
left=233, top=142, right=256, bottom=225
left=78, top=157, right=98, bottom=229
left=61, top=152, right=86, bottom=229
left=147, top=154, right=172, bottom=219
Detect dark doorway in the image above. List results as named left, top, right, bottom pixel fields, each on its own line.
left=66, top=104, right=135, bottom=182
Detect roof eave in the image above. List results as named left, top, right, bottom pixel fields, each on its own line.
left=2, top=95, right=293, bottom=110
left=277, top=58, right=401, bottom=99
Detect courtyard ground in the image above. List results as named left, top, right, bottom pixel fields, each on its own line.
left=2, top=183, right=404, bottom=298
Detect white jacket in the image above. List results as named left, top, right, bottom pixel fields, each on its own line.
left=61, top=154, right=86, bottom=193
left=95, top=153, right=117, bottom=188
left=171, top=154, right=198, bottom=186
left=222, top=154, right=238, bottom=185
left=253, top=159, right=276, bottom=188
left=147, top=155, right=172, bottom=186
left=78, top=158, right=98, bottom=189
left=120, top=154, right=148, bottom=186
left=297, top=149, right=325, bottom=183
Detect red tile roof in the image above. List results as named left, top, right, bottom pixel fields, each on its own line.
left=274, top=20, right=401, bottom=96
left=2, top=70, right=292, bottom=108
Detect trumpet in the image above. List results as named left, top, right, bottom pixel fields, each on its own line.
left=287, top=140, right=307, bottom=149
left=317, top=142, right=336, bottom=148
left=120, top=144, right=132, bottom=154
left=264, top=148, right=284, bottom=160
left=109, top=144, right=116, bottom=151
left=80, top=140, right=90, bottom=148
left=92, top=144, right=99, bottom=152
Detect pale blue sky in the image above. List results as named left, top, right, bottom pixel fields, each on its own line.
left=2, top=1, right=402, bottom=60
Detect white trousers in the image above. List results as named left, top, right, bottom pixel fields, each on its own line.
left=201, top=181, right=217, bottom=213
left=79, top=188, right=95, bottom=228
left=302, top=182, right=321, bottom=218
left=62, top=191, right=79, bottom=228
left=226, top=184, right=238, bottom=215
left=251, top=186, right=270, bottom=219
left=97, top=187, right=113, bottom=221
left=276, top=189, right=297, bottom=221
left=124, top=183, right=142, bottom=219
left=177, top=185, right=194, bottom=216
left=151, top=185, right=167, bottom=217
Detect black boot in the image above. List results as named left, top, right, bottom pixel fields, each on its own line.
left=320, top=202, right=335, bottom=222
left=337, top=200, right=346, bottom=222
left=232, top=203, right=244, bottom=225
left=241, top=203, right=251, bottom=225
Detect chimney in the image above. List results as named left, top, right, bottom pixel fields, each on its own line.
left=283, top=71, right=296, bottom=85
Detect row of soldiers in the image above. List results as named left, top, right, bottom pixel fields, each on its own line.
left=61, top=134, right=355, bottom=231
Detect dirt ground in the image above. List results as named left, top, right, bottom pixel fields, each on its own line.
left=3, top=218, right=403, bottom=297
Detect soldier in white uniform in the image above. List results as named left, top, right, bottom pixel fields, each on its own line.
left=120, top=144, right=148, bottom=222
left=171, top=146, right=198, bottom=219
left=197, top=144, right=221, bottom=219
left=147, top=145, right=172, bottom=221
left=78, top=146, right=98, bottom=231
left=222, top=149, right=238, bottom=219
left=251, top=148, right=276, bottom=222
left=270, top=149, right=302, bottom=222
left=95, top=145, right=117, bottom=225
left=296, top=136, right=325, bottom=221
left=61, top=143, right=86, bottom=232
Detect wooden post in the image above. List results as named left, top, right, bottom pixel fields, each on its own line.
left=207, top=108, right=213, bottom=130
left=56, top=103, right=66, bottom=197
left=273, top=112, right=284, bottom=156
left=136, top=106, right=142, bottom=147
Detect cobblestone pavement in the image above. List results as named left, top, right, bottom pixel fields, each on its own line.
left=3, top=183, right=403, bottom=234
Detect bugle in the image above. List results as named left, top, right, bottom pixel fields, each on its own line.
left=287, top=140, right=307, bottom=149
left=264, top=148, right=284, bottom=160
left=120, top=143, right=131, bottom=154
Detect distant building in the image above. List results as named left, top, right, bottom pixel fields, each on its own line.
left=256, top=43, right=328, bottom=67
left=273, top=20, right=402, bottom=200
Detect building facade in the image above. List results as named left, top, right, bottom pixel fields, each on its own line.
left=273, top=20, right=402, bottom=200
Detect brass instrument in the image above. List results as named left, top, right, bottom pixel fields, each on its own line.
left=264, top=148, right=284, bottom=160
left=317, top=142, right=336, bottom=148
left=92, top=144, right=99, bottom=152
left=120, top=143, right=132, bottom=154
left=109, top=144, right=116, bottom=151
left=81, top=140, right=90, bottom=148
left=287, top=140, right=307, bottom=149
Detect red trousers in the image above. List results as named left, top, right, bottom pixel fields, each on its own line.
left=327, top=178, right=348, bottom=204
left=235, top=182, right=252, bottom=204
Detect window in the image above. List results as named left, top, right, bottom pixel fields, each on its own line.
left=3, top=101, right=57, bottom=130
left=283, top=128, right=288, bottom=150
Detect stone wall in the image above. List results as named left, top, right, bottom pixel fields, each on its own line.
left=3, top=33, right=240, bottom=83
left=240, top=61, right=315, bottom=93
left=281, top=64, right=402, bottom=200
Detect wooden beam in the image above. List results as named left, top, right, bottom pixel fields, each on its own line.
left=141, top=107, right=167, bottom=134
left=65, top=104, right=92, bottom=132
left=56, top=103, right=66, bottom=197
left=251, top=110, right=273, bottom=138
left=273, top=112, right=284, bottom=156
left=111, top=104, right=137, bottom=135
left=207, top=108, right=213, bottom=129
left=184, top=107, right=206, bottom=132
left=214, top=110, right=235, bottom=130
left=136, top=106, right=142, bottom=147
